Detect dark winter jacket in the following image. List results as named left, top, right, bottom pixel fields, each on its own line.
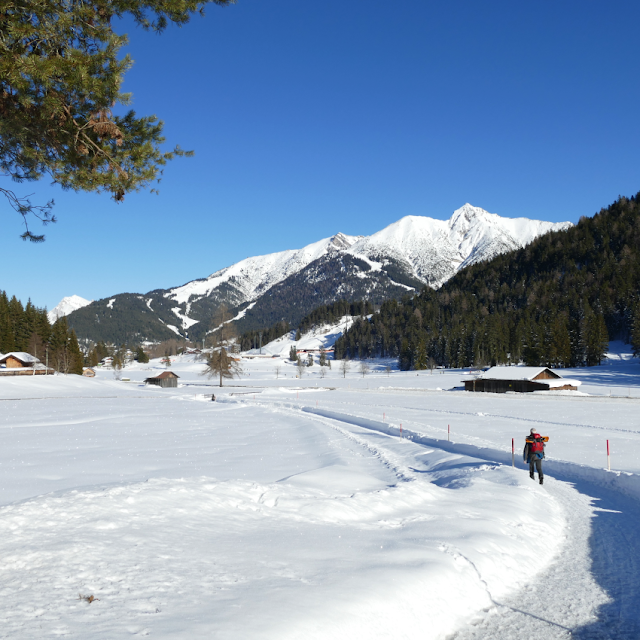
left=523, top=436, right=546, bottom=463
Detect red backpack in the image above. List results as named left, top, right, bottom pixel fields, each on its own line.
left=530, top=438, right=545, bottom=454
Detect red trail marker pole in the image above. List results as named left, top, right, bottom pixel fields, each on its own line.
left=512, top=438, right=515, bottom=467
left=383, top=412, right=385, bottom=422
left=448, top=424, right=450, bottom=441
left=607, top=439, right=611, bottom=471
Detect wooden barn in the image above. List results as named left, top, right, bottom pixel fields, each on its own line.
left=0, top=352, right=52, bottom=376
left=144, top=371, right=180, bottom=388
left=464, top=367, right=580, bottom=393
left=82, top=368, right=96, bottom=377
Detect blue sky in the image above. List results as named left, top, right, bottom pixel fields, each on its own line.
left=4, top=0, right=640, bottom=310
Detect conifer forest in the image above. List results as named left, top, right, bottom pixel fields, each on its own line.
left=0, top=291, right=84, bottom=374
left=335, top=194, right=640, bottom=369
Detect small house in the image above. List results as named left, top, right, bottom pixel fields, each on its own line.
left=464, top=367, right=580, bottom=393
left=83, top=368, right=96, bottom=377
left=0, top=352, right=40, bottom=368
left=0, top=352, right=52, bottom=376
left=144, top=371, right=180, bottom=388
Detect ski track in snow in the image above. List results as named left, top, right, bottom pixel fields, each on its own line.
left=308, top=391, right=640, bottom=436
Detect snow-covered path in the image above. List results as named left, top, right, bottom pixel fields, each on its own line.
left=257, top=398, right=640, bottom=639
left=2, top=364, right=640, bottom=638
left=451, top=478, right=640, bottom=639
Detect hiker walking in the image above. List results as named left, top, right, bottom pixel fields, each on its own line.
left=524, top=428, right=548, bottom=485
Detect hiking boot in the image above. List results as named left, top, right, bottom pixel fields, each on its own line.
left=539, top=477, right=544, bottom=485
left=530, top=473, right=535, bottom=480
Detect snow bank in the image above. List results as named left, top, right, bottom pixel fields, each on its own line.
left=0, top=377, right=567, bottom=639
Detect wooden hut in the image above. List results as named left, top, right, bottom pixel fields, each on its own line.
left=0, top=352, right=40, bottom=368
left=0, top=352, right=52, bottom=376
left=464, top=367, right=580, bottom=393
left=144, top=371, right=180, bottom=388
left=82, top=368, right=96, bottom=377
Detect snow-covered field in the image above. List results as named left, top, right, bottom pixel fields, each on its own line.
left=1, top=343, right=640, bottom=638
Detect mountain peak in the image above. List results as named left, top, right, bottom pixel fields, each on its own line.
left=328, top=232, right=359, bottom=251
left=450, top=203, right=491, bottom=226
left=48, top=295, right=93, bottom=323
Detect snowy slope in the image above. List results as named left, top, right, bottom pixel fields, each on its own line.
left=48, top=295, right=92, bottom=323
left=346, top=204, right=572, bottom=288
left=245, top=315, right=357, bottom=357
left=167, top=232, right=359, bottom=306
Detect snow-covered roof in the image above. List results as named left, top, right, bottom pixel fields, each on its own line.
left=477, top=366, right=561, bottom=381
left=546, top=378, right=582, bottom=388
left=146, top=371, right=180, bottom=380
left=0, top=352, right=41, bottom=364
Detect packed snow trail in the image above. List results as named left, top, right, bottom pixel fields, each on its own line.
left=245, top=398, right=640, bottom=639
left=0, top=392, right=567, bottom=639
left=3, top=373, right=640, bottom=638
left=451, top=479, right=640, bottom=639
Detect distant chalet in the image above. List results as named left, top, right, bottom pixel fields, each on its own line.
left=0, top=352, right=53, bottom=376
left=465, top=367, right=581, bottom=393
left=144, top=371, right=180, bottom=388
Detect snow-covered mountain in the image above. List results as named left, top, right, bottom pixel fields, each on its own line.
left=67, top=205, right=572, bottom=343
left=48, top=295, right=93, bottom=324
left=167, top=232, right=360, bottom=308
left=166, top=204, right=569, bottom=310
left=344, top=203, right=572, bottom=288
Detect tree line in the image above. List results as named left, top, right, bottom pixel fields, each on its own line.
left=297, top=300, right=374, bottom=335
left=336, top=193, right=640, bottom=369
left=0, top=291, right=84, bottom=373
left=238, top=320, right=292, bottom=352
left=238, top=299, right=375, bottom=351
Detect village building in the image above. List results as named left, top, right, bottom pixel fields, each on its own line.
left=144, top=371, right=180, bottom=388
left=464, top=366, right=581, bottom=393
left=0, top=352, right=53, bottom=376
left=82, top=368, right=96, bottom=377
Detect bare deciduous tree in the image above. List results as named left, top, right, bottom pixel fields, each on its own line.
left=359, top=361, right=370, bottom=378
left=201, top=346, right=242, bottom=387
left=296, top=356, right=306, bottom=378
left=340, top=359, right=350, bottom=378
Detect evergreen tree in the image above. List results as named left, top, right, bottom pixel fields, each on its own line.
left=585, top=311, right=609, bottom=366
left=399, top=339, right=412, bottom=371
left=2, top=0, right=235, bottom=240
left=67, top=330, right=84, bottom=375
left=632, top=305, right=640, bottom=357
left=414, top=338, right=428, bottom=370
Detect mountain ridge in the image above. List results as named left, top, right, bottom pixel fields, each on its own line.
left=64, top=205, right=571, bottom=343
